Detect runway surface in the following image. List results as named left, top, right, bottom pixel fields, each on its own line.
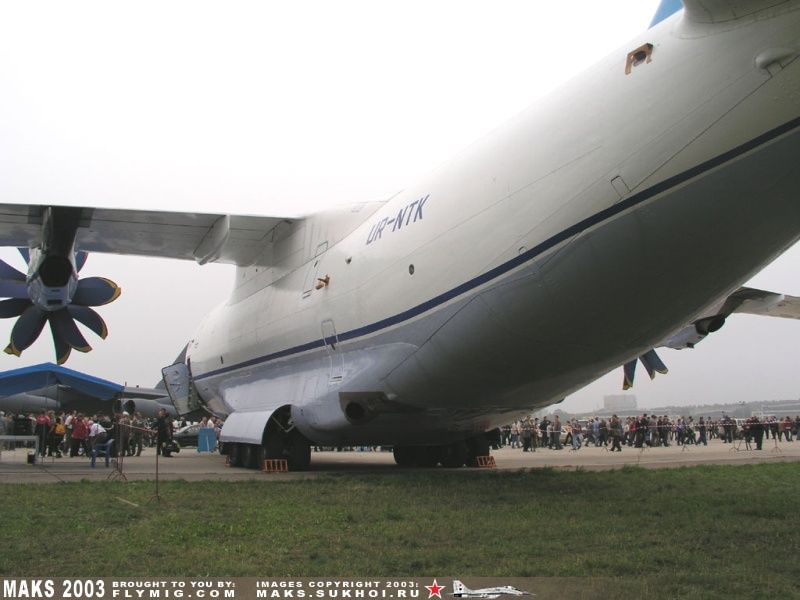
left=1, top=438, right=798, bottom=483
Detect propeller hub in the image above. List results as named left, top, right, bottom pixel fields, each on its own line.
left=28, top=280, right=75, bottom=310
left=28, top=254, right=79, bottom=312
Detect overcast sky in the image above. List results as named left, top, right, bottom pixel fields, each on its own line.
left=1, top=1, right=798, bottom=413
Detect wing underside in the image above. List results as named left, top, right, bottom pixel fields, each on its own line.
left=622, top=286, right=800, bottom=389
left=0, top=203, right=292, bottom=266
left=650, top=0, right=791, bottom=28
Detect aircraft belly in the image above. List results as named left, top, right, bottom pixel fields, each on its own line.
left=197, top=121, right=800, bottom=444
left=385, top=122, right=800, bottom=413
left=188, top=13, right=800, bottom=446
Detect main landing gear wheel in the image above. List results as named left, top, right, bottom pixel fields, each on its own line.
left=227, top=443, right=242, bottom=467
left=393, top=445, right=416, bottom=467
left=240, top=443, right=255, bottom=469
left=393, top=445, right=440, bottom=467
left=440, top=440, right=468, bottom=468
left=415, top=446, right=441, bottom=467
left=466, top=435, right=491, bottom=467
left=259, top=406, right=313, bottom=471
left=287, top=430, right=311, bottom=471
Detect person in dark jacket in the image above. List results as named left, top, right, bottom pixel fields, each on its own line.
left=154, top=408, right=173, bottom=457
left=750, top=417, right=764, bottom=450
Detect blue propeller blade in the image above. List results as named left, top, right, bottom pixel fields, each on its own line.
left=67, top=305, right=108, bottom=339
left=640, top=349, right=669, bottom=379
left=49, top=309, right=91, bottom=353
left=0, top=281, right=29, bottom=299
left=0, top=259, right=26, bottom=282
left=0, top=298, right=31, bottom=318
left=4, top=305, right=48, bottom=356
left=73, top=277, right=121, bottom=306
left=75, top=251, right=88, bottom=272
left=48, top=318, right=72, bottom=365
left=622, top=359, right=637, bottom=390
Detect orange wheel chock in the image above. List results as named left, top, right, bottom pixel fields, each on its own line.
left=476, top=455, right=496, bottom=468
left=262, top=459, right=289, bottom=473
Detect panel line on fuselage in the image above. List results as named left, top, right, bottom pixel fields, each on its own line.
left=194, top=115, right=800, bottom=382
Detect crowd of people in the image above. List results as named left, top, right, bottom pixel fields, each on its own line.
left=0, top=409, right=224, bottom=458
left=4, top=407, right=799, bottom=458
left=500, top=414, right=800, bottom=452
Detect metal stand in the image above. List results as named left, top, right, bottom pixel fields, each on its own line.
left=107, top=423, right=130, bottom=482
left=107, top=451, right=127, bottom=482
left=729, top=437, right=746, bottom=452
left=150, top=448, right=162, bottom=504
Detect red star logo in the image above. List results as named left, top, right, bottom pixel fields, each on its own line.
left=425, top=580, right=446, bottom=599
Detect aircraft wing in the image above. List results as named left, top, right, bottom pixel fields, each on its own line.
left=0, top=203, right=294, bottom=266
left=719, top=286, right=800, bottom=319
left=623, top=286, right=800, bottom=389
left=662, top=286, right=800, bottom=350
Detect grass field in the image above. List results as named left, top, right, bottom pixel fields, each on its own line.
left=1, top=463, right=798, bottom=598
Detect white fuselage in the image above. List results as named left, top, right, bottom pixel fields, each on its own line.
left=186, top=5, right=800, bottom=445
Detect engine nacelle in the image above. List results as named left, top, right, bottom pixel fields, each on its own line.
left=0, top=393, right=61, bottom=413
left=695, top=315, right=726, bottom=336
left=663, top=315, right=727, bottom=349
left=113, top=398, right=176, bottom=418
left=27, top=251, right=79, bottom=311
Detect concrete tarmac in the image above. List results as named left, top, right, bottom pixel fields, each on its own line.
left=1, top=437, right=798, bottom=483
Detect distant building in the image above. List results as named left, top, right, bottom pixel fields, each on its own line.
left=603, top=394, right=637, bottom=411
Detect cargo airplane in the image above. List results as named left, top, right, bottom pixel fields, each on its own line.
left=1, top=0, right=800, bottom=470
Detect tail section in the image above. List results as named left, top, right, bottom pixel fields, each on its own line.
left=649, top=0, right=683, bottom=28
left=452, top=581, right=469, bottom=596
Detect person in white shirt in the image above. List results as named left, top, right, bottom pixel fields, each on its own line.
left=89, top=419, right=108, bottom=450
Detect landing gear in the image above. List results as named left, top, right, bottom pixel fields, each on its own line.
left=228, top=443, right=242, bottom=467
left=392, top=445, right=417, bottom=467
left=415, top=446, right=441, bottom=467
left=240, top=443, right=255, bottom=469
left=286, top=430, right=311, bottom=471
left=262, top=406, right=312, bottom=471
left=466, top=435, right=491, bottom=467
left=393, top=435, right=491, bottom=468
left=392, top=445, right=440, bottom=467
left=223, top=406, right=313, bottom=471
left=440, top=441, right=468, bottom=468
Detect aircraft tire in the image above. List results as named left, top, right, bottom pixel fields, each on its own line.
left=440, top=441, right=468, bottom=468
left=393, top=446, right=416, bottom=467
left=240, top=443, right=255, bottom=469
left=466, top=435, right=491, bottom=467
left=264, top=434, right=284, bottom=460
left=414, top=446, right=440, bottom=467
left=253, top=445, right=266, bottom=470
left=228, top=443, right=242, bottom=467
left=287, top=431, right=311, bottom=471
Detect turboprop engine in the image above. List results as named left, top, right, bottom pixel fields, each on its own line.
left=0, top=207, right=121, bottom=364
